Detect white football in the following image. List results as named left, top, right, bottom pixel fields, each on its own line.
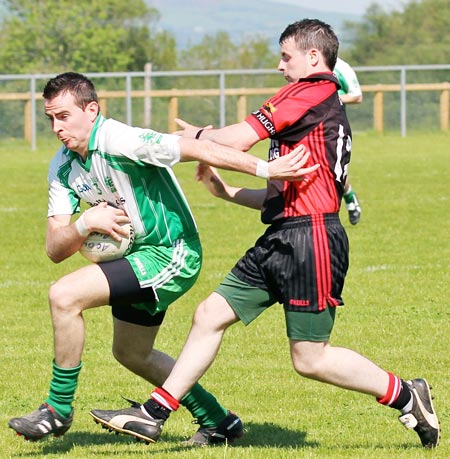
left=79, top=222, right=135, bottom=263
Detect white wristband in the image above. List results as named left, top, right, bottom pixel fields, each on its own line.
left=255, top=160, right=270, bottom=179
left=75, top=214, right=90, bottom=237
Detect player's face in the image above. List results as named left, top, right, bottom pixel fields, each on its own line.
left=44, top=92, right=98, bottom=156
left=278, top=36, right=309, bottom=83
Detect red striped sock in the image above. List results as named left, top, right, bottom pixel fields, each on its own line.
left=151, top=387, right=180, bottom=411
left=377, top=372, right=402, bottom=406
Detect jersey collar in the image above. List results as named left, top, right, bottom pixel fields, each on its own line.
left=300, top=72, right=341, bottom=90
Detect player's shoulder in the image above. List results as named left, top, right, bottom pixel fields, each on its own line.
left=49, top=145, right=70, bottom=167
left=335, top=57, right=349, bottom=69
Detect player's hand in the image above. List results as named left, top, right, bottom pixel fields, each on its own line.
left=173, top=118, right=213, bottom=137
left=83, top=202, right=130, bottom=241
left=196, top=163, right=229, bottom=199
left=268, top=144, right=320, bottom=181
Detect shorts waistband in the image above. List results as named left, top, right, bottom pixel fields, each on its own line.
left=270, top=213, right=340, bottom=229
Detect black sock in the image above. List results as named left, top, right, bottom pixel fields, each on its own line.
left=143, top=399, right=171, bottom=421
left=389, top=380, right=412, bottom=410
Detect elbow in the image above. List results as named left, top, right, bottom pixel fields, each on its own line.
left=232, top=139, right=255, bottom=152
left=47, top=252, right=63, bottom=264
left=46, top=245, right=65, bottom=264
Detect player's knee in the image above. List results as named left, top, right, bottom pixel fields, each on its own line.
left=112, top=343, right=129, bottom=366
left=192, top=294, right=235, bottom=332
left=112, top=341, right=144, bottom=370
left=291, top=355, right=323, bottom=379
left=48, top=280, right=75, bottom=315
left=292, top=360, right=316, bottom=378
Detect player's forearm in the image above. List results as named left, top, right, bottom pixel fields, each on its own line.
left=340, top=93, right=362, bottom=104
left=180, top=138, right=267, bottom=179
left=46, top=220, right=85, bottom=263
left=196, top=123, right=257, bottom=151
left=224, top=187, right=266, bottom=210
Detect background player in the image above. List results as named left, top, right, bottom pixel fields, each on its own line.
left=334, top=57, right=363, bottom=224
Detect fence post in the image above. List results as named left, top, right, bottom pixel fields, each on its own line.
left=24, top=100, right=31, bottom=144
left=144, top=63, right=152, bottom=128
left=126, top=74, right=132, bottom=126
left=30, top=76, right=37, bottom=150
left=168, top=97, right=178, bottom=132
left=237, top=95, right=247, bottom=122
left=99, top=98, right=107, bottom=117
left=440, top=89, right=449, bottom=131
left=373, top=91, right=384, bottom=133
left=400, top=67, right=407, bottom=137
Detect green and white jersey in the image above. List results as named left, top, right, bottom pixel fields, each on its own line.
left=333, top=57, right=362, bottom=98
left=48, top=114, right=198, bottom=249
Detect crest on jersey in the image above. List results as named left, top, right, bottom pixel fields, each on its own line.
left=262, top=102, right=277, bottom=115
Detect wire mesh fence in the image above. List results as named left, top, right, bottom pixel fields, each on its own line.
left=0, top=64, right=448, bottom=149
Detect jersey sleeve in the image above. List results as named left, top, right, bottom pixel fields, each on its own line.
left=101, top=119, right=181, bottom=168
left=246, top=81, right=334, bottom=138
left=334, top=58, right=362, bottom=97
left=47, top=150, right=81, bottom=217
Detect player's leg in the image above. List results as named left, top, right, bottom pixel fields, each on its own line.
left=112, top=318, right=171, bottom=386
left=112, top=312, right=240, bottom=430
left=343, top=176, right=361, bottom=225
left=89, top=243, right=244, bottom=445
left=288, top=317, right=440, bottom=448
left=8, top=263, right=111, bottom=441
left=162, top=292, right=240, bottom=399
left=290, top=339, right=390, bottom=395
left=128, top=274, right=276, bottom=444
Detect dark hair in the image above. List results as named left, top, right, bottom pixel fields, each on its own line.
left=279, top=19, right=339, bottom=70
left=42, top=72, right=98, bottom=110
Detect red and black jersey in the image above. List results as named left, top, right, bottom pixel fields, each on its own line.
left=246, top=72, right=352, bottom=224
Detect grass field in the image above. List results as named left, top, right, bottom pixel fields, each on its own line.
left=0, top=132, right=448, bottom=459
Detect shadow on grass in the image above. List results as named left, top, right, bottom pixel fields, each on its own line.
left=9, top=430, right=189, bottom=457
left=8, top=422, right=319, bottom=456
left=238, top=421, right=318, bottom=448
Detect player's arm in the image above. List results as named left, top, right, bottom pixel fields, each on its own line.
left=196, top=163, right=266, bottom=210
left=339, top=92, right=362, bottom=104
left=179, top=139, right=319, bottom=182
left=46, top=204, right=129, bottom=263
left=339, top=67, right=363, bottom=104
left=174, top=118, right=259, bottom=151
left=46, top=214, right=85, bottom=263
left=112, top=121, right=318, bottom=181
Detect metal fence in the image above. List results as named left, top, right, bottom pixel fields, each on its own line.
left=0, top=64, right=449, bottom=150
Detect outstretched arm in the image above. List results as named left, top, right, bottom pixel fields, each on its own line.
left=179, top=139, right=319, bottom=182
left=174, top=118, right=258, bottom=152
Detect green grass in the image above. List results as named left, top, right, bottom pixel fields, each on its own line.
left=0, top=132, right=449, bottom=459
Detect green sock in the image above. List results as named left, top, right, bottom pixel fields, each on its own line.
left=45, top=360, right=82, bottom=418
left=180, top=383, right=228, bottom=427
left=343, top=187, right=355, bottom=204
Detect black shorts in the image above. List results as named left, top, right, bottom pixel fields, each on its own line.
left=98, top=258, right=165, bottom=327
left=232, top=213, right=349, bottom=313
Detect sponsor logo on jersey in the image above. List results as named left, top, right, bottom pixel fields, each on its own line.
left=269, top=139, right=280, bottom=161
left=140, top=130, right=163, bottom=144
left=252, top=109, right=276, bottom=135
left=76, top=182, right=92, bottom=193
left=105, top=176, right=117, bottom=193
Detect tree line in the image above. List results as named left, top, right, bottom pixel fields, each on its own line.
left=0, top=0, right=448, bottom=75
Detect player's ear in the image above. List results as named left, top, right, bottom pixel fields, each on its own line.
left=307, top=48, right=320, bottom=66
left=86, top=100, right=100, bottom=121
